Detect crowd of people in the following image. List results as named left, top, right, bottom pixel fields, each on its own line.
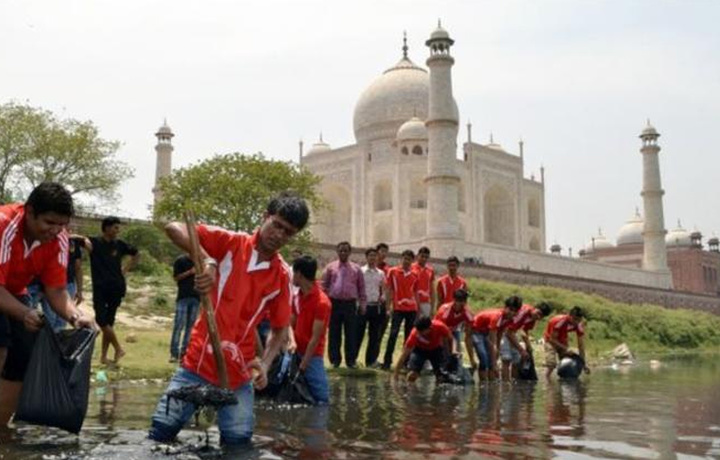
left=0, top=182, right=590, bottom=448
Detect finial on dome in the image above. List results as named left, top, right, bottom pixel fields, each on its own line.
left=438, top=19, right=442, bottom=28
left=519, top=138, right=524, bottom=158
left=489, top=132, right=494, bottom=144
left=319, top=132, right=323, bottom=143
left=402, top=31, right=408, bottom=59
left=467, top=120, right=472, bottom=143
left=677, top=219, right=682, bottom=228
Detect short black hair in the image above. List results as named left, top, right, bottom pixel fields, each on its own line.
left=505, top=295, right=523, bottom=311
left=365, top=247, right=377, bottom=257
left=446, top=256, right=460, bottom=265
left=337, top=241, right=351, bottom=250
left=536, top=302, right=552, bottom=317
left=401, top=249, right=415, bottom=259
left=453, top=289, right=469, bottom=302
left=569, top=306, right=585, bottom=318
left=418, top=246, right=430, bottom=256
left=414, top=316, right=432, bottom=331
left=266, top=191, right=309, bottom=230
left=376, top=242, right=389, bottom=251
left=25, top=182, right=74, bottom=217
left=292, top=255, right=318, bottom=281
left=102, top=216, right=121, bottom=231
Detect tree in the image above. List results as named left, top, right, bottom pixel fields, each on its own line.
left=154, top=152, right=325, bottom=253
left=0, top=101, right=133, bottom=202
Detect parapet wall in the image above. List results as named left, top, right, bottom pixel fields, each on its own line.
left=311, top=243, right=720, bottom=316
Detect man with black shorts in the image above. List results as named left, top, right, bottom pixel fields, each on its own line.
left=0, top=182, right=96, bottom=427
left=85, top=216, right=139, bottom=365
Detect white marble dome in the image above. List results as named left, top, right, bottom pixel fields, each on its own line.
left=616, top=211, right=644, bottom=246
left=353, top=56, right=458, bottom=143
left=666, top=221, right=692, bottom=247
left=585, top=230, right=614, bottom=252
left=396, top=116, right=427, bottom=141
left=306, top=136, right=332, bottom=155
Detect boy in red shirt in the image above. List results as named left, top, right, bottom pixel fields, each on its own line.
left=289, top=255, right=331, bottom=404
left=411, top=246, right=435, bottom=317
left=543, top=306, right=589, bottom=379
left=435, top=256, right=467, bottom=309
left=500, top=302, right=552, bottom=380
left=149, top=192, right=309, bottom=446
left=470, top=296, right=522, bottom=381
left=434, top=288, right=477, bottom=370
left=393, top=317, right=452, bottom=383
left=0, top=183, right=96, bottom=428
left=381, top=250, right=420, bottom=370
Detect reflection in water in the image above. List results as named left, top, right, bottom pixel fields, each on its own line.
left=0, top=360, right=719, bottom=459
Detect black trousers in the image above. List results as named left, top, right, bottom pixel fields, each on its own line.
left=383, top=310, right=417, bottom=367
left=328, top=298, right=358, bottom=367
left=355, top=303, right=387, bottom=366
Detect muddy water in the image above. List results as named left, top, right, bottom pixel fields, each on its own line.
left=1, top=357, right=719, bottom=459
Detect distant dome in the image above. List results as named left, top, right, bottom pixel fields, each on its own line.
left=666, top=221, right=692, bottom=247
left=353, top=55, right=458, bottom=143
left=640, top=121, right=659, bottom=138
left=550, top=243, right=562, bottom=253
left=709, top=236, right=719, bottom=245
left=156, top=120, right=174, bottom=137
left=306, top=136, right=332, bottom=155
left=396, top=117, right=427, bottom=141
left=585, top=230, right=613, bottom=252
left=616, top=210, right=644, bottom=246
left=430, top=24, right=450, bottom=41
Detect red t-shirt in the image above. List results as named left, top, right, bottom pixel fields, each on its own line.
left=434, top=302, right=473, bottom=330
left=405, top=320, right=451, bottom=351
left=377, top=261, right=390, bottom=276
left=508, top=304, right=540, bottom=332
left=0, top=204, right=67, bottom=296
left=472, top=308, right=512, bottom=334
left=386, top=266, right=418, bottom=312
left=543, top=314, right=585, bottom=347
left=293, top=282, right=331, bottom=357
left=436, top=274, right=468, bottom=305
left=411, top=262, right=434, bottom=303
left=182, top=225, right=292, bottom=389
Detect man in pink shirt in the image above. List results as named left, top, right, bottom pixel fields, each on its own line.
left=320, top=241, right=366, bottom=369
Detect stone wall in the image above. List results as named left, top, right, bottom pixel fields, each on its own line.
left=310, top=243, right=720, bottom=316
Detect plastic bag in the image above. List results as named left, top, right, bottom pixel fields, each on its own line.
left=440, top=354, right=474, bottom=385
left=255, top=352, right=292, bottom=399
left=276, top=354, right=316, bottom=405
left=557, top=354, right=585, bottom=380
left=518, top=355, right=539, bottom=381
left=15, top=323, right=97, bottom=434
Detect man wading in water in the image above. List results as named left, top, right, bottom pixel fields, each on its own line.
left=148, top=192, right=309, bottom=446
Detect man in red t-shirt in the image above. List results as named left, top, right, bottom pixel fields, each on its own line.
left=434, top=288, right=477, bottom=370
left=393, top=317, right=452, bottom=383
left=470, top=296, right=522, bottom=381
left=149, top=192, right=309, bottom=446
left=288, top=255, right=331, bottom=404
left=543, top=306, right=589, bottom=379
left=0, top=183, right=96, bottom=428
left=500, top=302, right=552, bottom=380
left=381, top=249, right=420, bottom=370
left=435, top=256, right=468, bottom=309
left=411, top=246, right=435, bottom=317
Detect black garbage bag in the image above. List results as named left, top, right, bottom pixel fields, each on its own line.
left=15, top=323, right=97, bottom=434
left=518, top=355, right=539, bottom=381
left=557, top=354, right=585, bottom=380
left=276, top=354, right=316, bottom=405
left=439, top=354, right=474, bottom=385
left=255, top=351, right=292, bottom=399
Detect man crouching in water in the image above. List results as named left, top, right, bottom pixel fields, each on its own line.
left=148, top=192, right=309, bottom=446
left=393, top=316, right=452, bottom=383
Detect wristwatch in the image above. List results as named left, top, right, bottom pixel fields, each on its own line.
left=203, top=257, right=218, bottom=268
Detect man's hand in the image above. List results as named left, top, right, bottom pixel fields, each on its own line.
left=23, top=309, right=44, bottom=332
left=519, top=348, right=530, bottom=361
left=195, top=265, right=217, bottom=294
left=287, top=339, right=297, bottom=354
left=248, top=358, right=268, bottom=390
left=75, top=315, right=98, bottom=331
left=299, top=358, right=309, bottom=372
left=74, top=291, right=84, bottom=305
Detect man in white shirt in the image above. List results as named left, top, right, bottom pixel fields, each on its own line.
left=356, top=248, right=386, bottom=368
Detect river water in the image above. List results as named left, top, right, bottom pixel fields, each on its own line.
left=1, top=357, right=718, bottom=459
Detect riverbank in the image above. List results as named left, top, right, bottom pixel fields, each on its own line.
left=88, top=272, right=720, bottom=382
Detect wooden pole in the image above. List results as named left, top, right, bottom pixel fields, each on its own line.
left=184, top=210, right=230, bottom=389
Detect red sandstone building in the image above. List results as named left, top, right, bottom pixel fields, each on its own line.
left=572, top=214, right=720, bottom=296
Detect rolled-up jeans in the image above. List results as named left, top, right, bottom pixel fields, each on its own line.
left=471, top=332, right=493, bottom=371
left=149, top=367, right=254, bottom=445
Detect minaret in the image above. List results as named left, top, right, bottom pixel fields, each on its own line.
left=152, top=120, right=174, bottom=209
left=424, top=21, right=460, bottom=257
left=639, top=121, right=669, bottom=272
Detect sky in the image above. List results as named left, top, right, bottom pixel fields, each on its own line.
left=1, top=0, right=718, bottom=253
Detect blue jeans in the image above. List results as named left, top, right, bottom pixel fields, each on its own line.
left=29, top=282, right=76, bottom=332
left=472, top=332, right=493, bottom=370
left=300, top=354, right=329, bottom=404
left=149, top=367, right=255, bottom=445
left=170, top=297, right=200, bottom=359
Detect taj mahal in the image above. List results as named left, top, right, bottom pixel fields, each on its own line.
left=152, top=23, right=720, bottom=297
